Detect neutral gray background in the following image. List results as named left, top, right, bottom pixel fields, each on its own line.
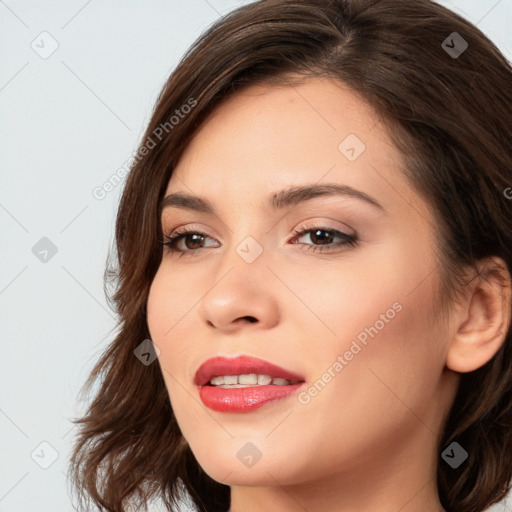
left=1, top=1, right=511, bottom=511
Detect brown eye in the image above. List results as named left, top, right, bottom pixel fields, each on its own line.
left=162, top=229, right=219, bottom=254
left=291, top=226, right=358, bottom=253
left=308, top=229, right=335, bottom=245
left=181, top=233, right=206, bottom=250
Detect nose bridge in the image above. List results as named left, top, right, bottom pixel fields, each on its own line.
left=217, top=205, right=269, bottom=269
left=213, top=231, right=268, bottom=289
left=201, top=194, right=279, bottom=283
left=234, top=232, right=266, bottom=266
left=196, top=227, right=279, bottom=330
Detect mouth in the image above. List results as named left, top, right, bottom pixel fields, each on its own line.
left=194, top=355, right=306, bottom=413
left=206, top=374, right=302, bottom=387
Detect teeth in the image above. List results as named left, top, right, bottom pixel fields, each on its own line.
left=272, top=377, right=289, bottom=386
left=224, top=375, right=238, bottom=385
left=209, top=376, right=226, bottom=386
left=239, top=374, right=258, bottom=385
left=208, top=373, right=295, bottom=387
left=257, top=374, right=272, bottom=385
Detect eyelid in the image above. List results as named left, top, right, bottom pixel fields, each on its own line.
left=163, top=218, right=354, bottom=240
left=165, top=223, right=218, bottom=238
left=286, top=216, right=356, bottom=237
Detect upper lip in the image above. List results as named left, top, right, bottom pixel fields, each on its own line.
left=194, top=355, right=306, bottom=386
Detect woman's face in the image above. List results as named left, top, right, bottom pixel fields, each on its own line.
left=147, top=78, right=459, bottom=491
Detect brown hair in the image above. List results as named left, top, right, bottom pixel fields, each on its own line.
left=68, top=1, right=512, bottom=511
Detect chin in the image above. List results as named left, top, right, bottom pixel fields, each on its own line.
left=192, top=450, right=288, bottom=486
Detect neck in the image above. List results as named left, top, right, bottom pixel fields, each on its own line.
left=229, top=476, right=446, bottom=512
left=228, top=423, right=446, bottom=512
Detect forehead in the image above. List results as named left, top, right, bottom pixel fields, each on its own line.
left=165, top=78, right=431, bottom=224
left=177, top=78, right=388, bottom=158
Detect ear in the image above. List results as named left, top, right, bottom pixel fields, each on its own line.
left=446, top=256, right=511, bottom=373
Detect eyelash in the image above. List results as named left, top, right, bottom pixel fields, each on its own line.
left=161, top=224, right=358, bottom=256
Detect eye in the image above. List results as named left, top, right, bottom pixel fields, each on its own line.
left=162, top=227, right=219, bottom=255
left=289, top=225, right=358, bottom=253
left=161, top=224, right=358, bottom=256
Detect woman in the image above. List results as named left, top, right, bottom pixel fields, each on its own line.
left=68, top=1, right=512, bottom=511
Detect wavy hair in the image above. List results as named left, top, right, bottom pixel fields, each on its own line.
left=68, top=1, right=512, bottom=511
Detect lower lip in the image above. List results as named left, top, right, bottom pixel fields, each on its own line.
left=198, top=383, right=304, bottom=412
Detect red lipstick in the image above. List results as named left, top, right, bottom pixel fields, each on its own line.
left=194, top=355, right=306, bottom=413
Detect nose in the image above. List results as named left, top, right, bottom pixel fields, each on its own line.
left=196, top=248, right=280, bottom=333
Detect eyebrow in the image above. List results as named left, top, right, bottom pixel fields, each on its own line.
left=159, top=183, right=386, bottom=215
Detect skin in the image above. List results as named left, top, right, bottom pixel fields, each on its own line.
left=146, top=77, right=510, bottom=512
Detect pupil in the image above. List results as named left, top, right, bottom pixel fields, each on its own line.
left=311, top=229, right=332, bottom=244
left=186, top=234, right=204, bottom=249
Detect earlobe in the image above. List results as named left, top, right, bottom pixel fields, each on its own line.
left=446, top=257, right=511, bottom=374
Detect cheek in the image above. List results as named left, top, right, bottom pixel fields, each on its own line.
left=302, top=267, right=445, bottom=437
left=146, top=264, right=203, bottom=389
left=146, top=264, right=194, bottom=348
left=292, top=240, right=444, bottom=407
left=281, top=241, right=438, bottom=357
left=147, top=268, right=185, bottom=377
left=146, top=268, right=169, bottom=342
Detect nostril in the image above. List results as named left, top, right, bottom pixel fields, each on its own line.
left=243, top=316, right=257, bottom=323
